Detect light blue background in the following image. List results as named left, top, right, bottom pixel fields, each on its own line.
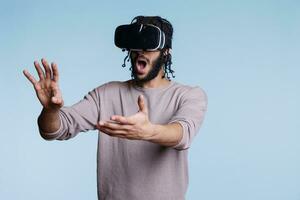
left=1, top=0, right=299, bottom=199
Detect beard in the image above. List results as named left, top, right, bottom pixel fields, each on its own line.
left=130, top=51, right=165, bottom=84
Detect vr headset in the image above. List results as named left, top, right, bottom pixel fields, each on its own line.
left=114, top=23, right=171, bottom=51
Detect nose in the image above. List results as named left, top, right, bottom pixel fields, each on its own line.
left=135, top=50, right=145, bottom=55
left=131, top=51, right=145, bottom=58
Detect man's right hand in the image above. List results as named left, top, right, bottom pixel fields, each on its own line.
left=23, top=58, right=64, bottom=110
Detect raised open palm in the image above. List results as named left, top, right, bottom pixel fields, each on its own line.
left=23, top=58, right=64, bottom=110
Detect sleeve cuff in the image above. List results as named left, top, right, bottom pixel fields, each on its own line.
left=169, top=120, right=190, bottom=150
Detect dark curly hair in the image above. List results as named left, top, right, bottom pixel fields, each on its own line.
left=122, top=16, right=175, bottom=80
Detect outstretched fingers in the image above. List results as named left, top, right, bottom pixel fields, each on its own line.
left=34, top=61, right=45, bottom=80
left=41, top=58, right=52, bottom=79
left=23, top=70, right=38, bottom=86
left=51, top=62, right=59, bottom=82
left=111, top=115, right=134, bottom=125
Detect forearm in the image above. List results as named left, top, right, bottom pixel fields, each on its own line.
left=38, top=108, right=61, bottom=133
left=147, top=122, right=183, bottom=147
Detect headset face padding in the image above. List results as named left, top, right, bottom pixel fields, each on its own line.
left=115, top=23, right=166, bottom=51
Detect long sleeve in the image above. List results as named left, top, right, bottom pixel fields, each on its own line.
left=38, top=88, right=100, bottom=140
left=169, top=87, right=208, bottom=150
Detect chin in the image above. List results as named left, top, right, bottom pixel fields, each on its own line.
left=134, top=75, right=147, bottom=82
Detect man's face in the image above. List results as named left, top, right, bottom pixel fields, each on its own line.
left=130, top=50, right=164, bottom=83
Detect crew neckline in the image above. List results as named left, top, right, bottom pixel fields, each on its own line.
left=128, top=80, right=176, bottom=93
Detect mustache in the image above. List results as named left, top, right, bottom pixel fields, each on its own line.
left=134, top=55, right=150, bottom=63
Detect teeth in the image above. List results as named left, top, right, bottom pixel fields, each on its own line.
left=137, top=59, right=147, bottom=63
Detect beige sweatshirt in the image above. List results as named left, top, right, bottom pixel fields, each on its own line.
left=39, top=80, right=207, bottom=200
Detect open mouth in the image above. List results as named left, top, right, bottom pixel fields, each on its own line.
left=137, top=60, right=147, bottom=68
left=135, top=57, right=148, bottom=74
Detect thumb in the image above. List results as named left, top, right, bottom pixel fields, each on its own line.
left=138, top=95, right=148, bottom=114
left=51, top=96, right=63, bottom=106
left=51, top=85, right=64, bottom=107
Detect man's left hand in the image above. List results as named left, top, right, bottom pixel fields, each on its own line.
left=96, top=95, right=155, bottom=140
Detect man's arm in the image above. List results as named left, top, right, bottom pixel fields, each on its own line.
left=25, top=58, right=101, bottom=140
left=97, top=87, right=207, bottom=150
left=97, top=117, right=183, bottom=148
left=146, top=122, right=183, bottom=147
left=96, top=95, right=183, bottom=148
left=23, top=58, right=64, bottom=135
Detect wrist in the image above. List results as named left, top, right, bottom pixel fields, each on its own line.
left=143, top=123, right=160, bottom=142
left=143, top=123, right=158, bottom=141
left=142, top=123, right=183, bottom=147
left=43, top=106, right=60, bottom=113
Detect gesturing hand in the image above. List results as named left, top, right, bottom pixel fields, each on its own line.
left=23, top=58, right=64, bottom=110
left=96, top=95, right=155, bottom=140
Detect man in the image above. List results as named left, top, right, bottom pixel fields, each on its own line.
left=23, top=16, right=207, bottom=200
